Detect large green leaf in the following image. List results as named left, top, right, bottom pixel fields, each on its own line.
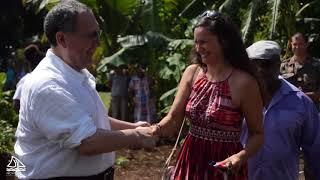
left=0, top=73, right=6, bottom=92
left=98, top=48, right=127, bottom=69
left=105, top=0, right=139, bottom=16
left=40, top=0, right=60, bottom=10
left=159, top=87, right=177, bottom=101
left=242, top=0, right=264, bottom=45
left=117, top=34, right=149, bottom=48
left=113, top=31, right=172, bottom=52
left=159, top=66, right=174, bottom=80
left=168, top=39, right=194, bottom=50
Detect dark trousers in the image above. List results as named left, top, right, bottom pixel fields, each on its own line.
left=31, top=166, right=114, bottom=180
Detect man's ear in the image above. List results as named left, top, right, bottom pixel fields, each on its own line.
left=56, top=31, right=67, bottom=48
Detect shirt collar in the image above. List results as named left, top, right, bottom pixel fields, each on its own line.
left=278, top=76, right=300, bottom=94
left=267, top=77, right=299, bottom=110
left=46, top=49, right=90, bottom=83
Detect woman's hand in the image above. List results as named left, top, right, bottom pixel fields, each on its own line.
left=216, top=153, right=245, bottom=174
left=134, top=121, right=151, bottom=128
left=150, top=124, right=161, bottom=136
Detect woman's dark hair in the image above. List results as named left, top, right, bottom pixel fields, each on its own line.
left=189, top=10, right=257, bottom=78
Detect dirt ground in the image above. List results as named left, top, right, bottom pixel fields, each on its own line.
left=114, top=144, right=306, bottom=180
left=114, top=143, right=176, bottom=180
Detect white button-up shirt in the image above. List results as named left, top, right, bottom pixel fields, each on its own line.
left=14, top=49, right=115, bottom=179
left=13, top=73, right=30, bottom=101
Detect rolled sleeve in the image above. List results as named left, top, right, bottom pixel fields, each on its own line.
left=32, top=84, right=97, bottom=149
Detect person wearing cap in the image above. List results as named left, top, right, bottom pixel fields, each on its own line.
left=241, top=40, right=320, bottom=180
left=280, top=33, right=320, bottom=110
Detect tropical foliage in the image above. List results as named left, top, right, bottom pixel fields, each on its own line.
left=0, top=73, right=18, bottom=153
left=11, top=0, right=320, bottom=117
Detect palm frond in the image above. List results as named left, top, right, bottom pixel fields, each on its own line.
left=219, top=0, right=241, bottom=27
left=269, top=0, right=281, bottom=39
left=218, top=0, right=240, bottom=13
left=296, top=0, right=319, bottom=17
left=241, top=0, right=264, bottom=45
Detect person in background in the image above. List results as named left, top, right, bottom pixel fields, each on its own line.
left=151, top=10, right=264, bottom=179
left=129, top=65, right=157, bottom=123
left=280, top=32, right=320, bottom=109
left=109, top=65, right=130, bottom=121
left=14, top=1, right=157, bottom=179
left=3, top=60, right=15, bottom=91
left=12, top=44, right=44, bottom=113
left=280, top=32, right=320, bottom=180
left=242, top=40, right=320, bottom=180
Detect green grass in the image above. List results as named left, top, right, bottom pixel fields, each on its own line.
left=98, top=92, right=111, bottom=109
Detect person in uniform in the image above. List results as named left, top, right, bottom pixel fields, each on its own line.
left=280, top=32, right=320, bottom=109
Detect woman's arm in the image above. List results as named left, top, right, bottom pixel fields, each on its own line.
left=237, top=77, right=264, bottom=161
left=219, top=72, right=264, bottom=172
left=109, top=116, right=150, bottom=130
left=153, top=64, right=199, bottom=137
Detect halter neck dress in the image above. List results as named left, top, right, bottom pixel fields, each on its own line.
left=171, top=70, right=247, bottom=180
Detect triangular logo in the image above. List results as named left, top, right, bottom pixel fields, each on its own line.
left=6, top=156, right=26, bottom=172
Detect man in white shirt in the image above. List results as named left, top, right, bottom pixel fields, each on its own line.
left=14, top=1, right=157, bottom=179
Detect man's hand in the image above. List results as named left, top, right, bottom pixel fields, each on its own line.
left=133, top=126, right=158, bottom=149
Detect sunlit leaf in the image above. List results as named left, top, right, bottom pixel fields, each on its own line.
left=159, top=87, right=177, bottom=101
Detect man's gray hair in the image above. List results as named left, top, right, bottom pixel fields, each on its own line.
left=44, top=0, right=91, bottom=46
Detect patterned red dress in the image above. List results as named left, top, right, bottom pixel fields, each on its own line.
left=171, top=71, right=247, bottom=180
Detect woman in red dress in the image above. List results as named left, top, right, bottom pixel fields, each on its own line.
left=152, top=11, right=264, bottom=180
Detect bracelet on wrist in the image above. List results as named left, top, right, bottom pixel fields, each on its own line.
left=153, top=123, right=162, bottom=135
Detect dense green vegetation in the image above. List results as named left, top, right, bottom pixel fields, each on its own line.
left=0, top=73, right=18, bottom=153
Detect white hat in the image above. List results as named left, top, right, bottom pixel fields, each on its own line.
left=246, top=40, right=281, bottom=60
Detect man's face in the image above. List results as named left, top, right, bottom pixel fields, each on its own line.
left=291, top=35, right=308, bottom=56
left=252, top=59, right=280, bottom=87
left=64, top=11, right=100, bottom=71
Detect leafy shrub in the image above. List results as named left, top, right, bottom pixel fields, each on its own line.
left=0, top=73, right=18, bottom=153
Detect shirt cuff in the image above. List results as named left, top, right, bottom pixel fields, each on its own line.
left=60, top=120, right=97, bottom=149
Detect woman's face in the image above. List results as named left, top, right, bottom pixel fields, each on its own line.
left=194, top=26, right=224, bottom=65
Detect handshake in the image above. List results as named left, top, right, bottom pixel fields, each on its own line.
left=129, top=121, right=162, bottom=149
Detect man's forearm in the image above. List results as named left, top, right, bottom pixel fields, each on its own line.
left=78, top=128, right=138, bottom=155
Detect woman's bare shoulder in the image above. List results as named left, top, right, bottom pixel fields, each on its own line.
left=230, top=69, right=258, bottom=88
left=184, top=64, right=200, bottom=73
left=182, top=64, right=202, bottom=79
